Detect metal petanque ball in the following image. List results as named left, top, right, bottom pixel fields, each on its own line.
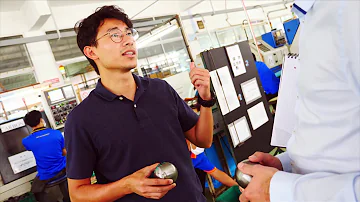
left=152, top=162, right=178, bottom=182
left=235, top=160, right=258, bottom=188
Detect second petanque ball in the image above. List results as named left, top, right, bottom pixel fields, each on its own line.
left=235, top=160, right=257, bottom=188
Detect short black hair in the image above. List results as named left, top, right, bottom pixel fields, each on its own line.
left=252, top=53, right=257, bottom=61
left=24, top=110, right=42, bottom=127
left=74, top=5, right=133, bottom=75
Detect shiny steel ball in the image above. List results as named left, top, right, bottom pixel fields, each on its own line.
left=153, top=162, right=178, bottom=182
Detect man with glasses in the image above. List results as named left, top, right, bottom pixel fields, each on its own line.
left=65, top=5, right=215, bottom=202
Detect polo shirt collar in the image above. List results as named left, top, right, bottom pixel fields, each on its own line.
left=292, top=0, right=315, bottom=18
left=94, top=74, right=149, bottom=101
left=32, top=127, right=47, bottom=133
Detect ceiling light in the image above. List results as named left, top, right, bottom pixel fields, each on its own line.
left=137, top=21, right=179, bottom=49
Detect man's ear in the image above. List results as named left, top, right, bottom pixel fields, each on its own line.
left=83, top=46, right=99, bottom=60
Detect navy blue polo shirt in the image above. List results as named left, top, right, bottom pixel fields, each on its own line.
left=64, top=74, right=206, bottom=202
left=22, top=127, right=66, bottom=180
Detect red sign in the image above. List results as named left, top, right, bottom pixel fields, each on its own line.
left=43, top=78, right=60, bottom=84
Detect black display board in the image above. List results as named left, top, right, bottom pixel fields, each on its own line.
left=0, top=111, right=50, bottom=184
left=201, top=41, right=274, bottom=163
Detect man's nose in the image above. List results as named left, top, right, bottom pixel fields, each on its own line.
left=122, top=34, right=135, bottom=47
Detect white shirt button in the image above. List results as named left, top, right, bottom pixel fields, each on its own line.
left=134, top=104, right=137, bottom=108
left=119, top=96, right=123, bottom=100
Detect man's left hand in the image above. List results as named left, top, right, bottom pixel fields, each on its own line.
left=237, top=162, right=279, bottom=202
left=189, top=62, right=211, bottom=100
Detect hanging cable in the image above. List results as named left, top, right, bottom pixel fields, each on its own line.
left=209, top=0, right=216, bottom=16
left=241, top=0, right=263, bottom=61
left=225, top=0, right=231, bottom=26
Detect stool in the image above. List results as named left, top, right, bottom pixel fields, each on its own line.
left=37, top=175, right=70, bottom=202
left=46, top=175, right=67, bottom=188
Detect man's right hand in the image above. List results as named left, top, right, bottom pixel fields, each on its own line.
left=125, top=163, right=176, bottom=200
left=248, top=152, right=284, bottom=171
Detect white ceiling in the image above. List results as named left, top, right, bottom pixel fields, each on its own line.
left=0, top=0, right=111, bottom=12
left=0, top=0, right=25, bottom=12
left=0, top=0, right=200, bottom=16
left=0, top=0, right=287, bottom=19
left=48, top=0, right=106, bottom=7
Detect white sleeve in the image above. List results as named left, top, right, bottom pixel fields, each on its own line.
left=270, top=171, right=360, bottom=202
left=275, top=152, right=292, bottom=173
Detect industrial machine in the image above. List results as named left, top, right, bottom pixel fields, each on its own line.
left=249, top=19, right=300, bottom=70
left=249, top=39, right=289, bottom=69
left=41, top=84, right=78, bottom=129
left=261, top=29, right=287, bottom=48
left=283, top=18, right=300, bottom=45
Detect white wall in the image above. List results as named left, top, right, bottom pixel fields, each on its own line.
left=24, top=31, right=64, bottom=84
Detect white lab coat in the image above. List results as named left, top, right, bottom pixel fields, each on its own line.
left=270, top=1, right=360, bottom=201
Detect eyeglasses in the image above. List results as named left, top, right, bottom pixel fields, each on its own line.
left=94, top=28, right=139, bottom=43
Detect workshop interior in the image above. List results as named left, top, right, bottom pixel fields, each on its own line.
left=1, top=0, right=355, bottom=202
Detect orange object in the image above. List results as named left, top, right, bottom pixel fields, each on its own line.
left=205, top=167, right=217, bottom=174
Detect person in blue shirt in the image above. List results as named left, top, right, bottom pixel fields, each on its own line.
left=22, top=110, right=69, bottom=202
left=252, top=53, right=280, bottom=101
left=187, top=140, right=237, bottom=188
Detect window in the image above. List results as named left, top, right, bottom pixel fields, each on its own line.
left=0, top=72, right=36, bottom=92
left=0, top=36, right=38, bottom=92
left=49, top=36, right=83, bottom=62
left=244, top=24, right=267, bottom=39
left=271, top=18, right=284, bottom=32
left=196, top=32, right=220, bottom=51
left=215, top=29, right=237, bottom=46
left=0, top=44, right=32, bottom=73
left=137, top=27, right=191, bottom=79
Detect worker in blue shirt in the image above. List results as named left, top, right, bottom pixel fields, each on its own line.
left=252, top=53, right=280, bottom=101
left=22, top=110, right=69, bottom=202
left=187, top=140, right=237, bottom=188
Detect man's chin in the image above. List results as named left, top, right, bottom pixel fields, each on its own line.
left=106, top=63, right=137, bottom=72
left=124, top=61, right=137, bottom=71
left=124, top=65, right=136, bottom=71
